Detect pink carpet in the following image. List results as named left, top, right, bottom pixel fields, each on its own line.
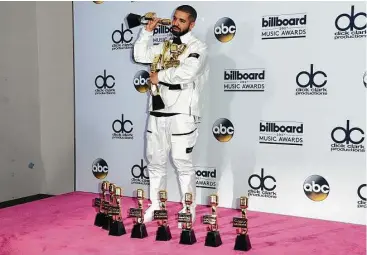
left=0, top=192, right=365, bottom=255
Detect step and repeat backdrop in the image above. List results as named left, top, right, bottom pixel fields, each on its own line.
left=73, top=1, right=366, bottom=225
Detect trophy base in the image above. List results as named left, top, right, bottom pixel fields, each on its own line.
left=179, top=229, right=197, bottom=245
left=131, top=223, right=148, bottom=239
left=205, top=231, right=223, bottom=247
left=156, top=225, right=172, bottom=241
left=94, top=212, right=105, bottom=227
left=234, top=234, right=252, bottom=251
left=152, top=95, right=165, bottom=111
left=108, top=220, right=127, bottom=236
left=102, top=215, right=112, bottom=230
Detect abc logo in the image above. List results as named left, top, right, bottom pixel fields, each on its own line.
left=93, top=1, right=103, bottom=4
left=212, top=118, right=234, bottom=142
left=214, top=17, right=236, bottom=43
left=92, top=158, right=108, bottom=179
left=363, top=71, right=367, bottom=88
left=303, top=175, right=330, bottom=202
left=133, top=70, right=150, bottom=93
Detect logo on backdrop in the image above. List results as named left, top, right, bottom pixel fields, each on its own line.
left=214, top=17, right=236, bottom=43
left=92, top=158, right=108, bottom=179
left=212, top=118, right=234, bottom=142
left=357, top=184, right=366, bottom=208
left=334, top=5, right=367, bottom=40
left=330, top=120, right=365, bottom=153
left=153, top=25, right=172, bottom=45
left=94, top=69, right=116, bottom=95
left=131, top=159, right=149, bottom=186
left=112, top=22, right=134, bottom=50
left=295, top=64, right=327, bottom=96
left=363, top=71, right=367, bottom=88
left=195, top=167, right=217, bottom=189
left=303, top=175, right=330, bottom=202
left=133, top=70, right=150, bottom=93
left=248, top=168, right=277, bottom=199
left=223, top=68, right=266, bottom=92
left=112, top=114, right=134, bottom=140
left=259, top=121, right=304, bottom=146
left=261, top=13, right=307, bottom=40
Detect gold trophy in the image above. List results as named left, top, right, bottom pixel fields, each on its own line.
left=93, top=181, right=109, bottom=227
left=108, top=186, right=126, bottom=236
left=178, top=192, right=197, bottom=245
left=102, top=183, right=115, bottom=230
left=203, top=194, right=222, bottom=247
left=153, top=190, right=172, bottom=241
left=129, top=188, right=148, bottom=238
left=126, top=12, right=171, bottom=29
left=233, top=196, right=252, bottom=251
left=147, top=55, right=165, bottom=110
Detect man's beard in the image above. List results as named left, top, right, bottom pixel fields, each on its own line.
left=171, top=26, right=190, bottom=37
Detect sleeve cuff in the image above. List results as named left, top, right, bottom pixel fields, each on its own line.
left=141, top=27, right=154, bottom=36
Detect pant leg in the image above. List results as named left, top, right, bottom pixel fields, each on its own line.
left=146, top=115, right=170, bottom=205
left=170, top=114, right=199, bottom=206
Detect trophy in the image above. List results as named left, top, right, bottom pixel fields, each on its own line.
left=102, top=183, right=115, bottom=230
left=108, top=186, right=127, bottom=236
left=147, top=55, right=165, bottom=111
left=129, top=188, right=148, bottom=238
left=203, top=194, right=222, bottom=247
left=126, top=12, right=171, bottom=29
left=93, top=181, right=109, bottom=227
left=153, top=190, right=172, bottom=241
left=178, top=193, right=197, bottom=245
left=233, top=196, right=252, bottom=251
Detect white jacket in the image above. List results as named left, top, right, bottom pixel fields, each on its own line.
left=133, top=27, right=209, bottom=117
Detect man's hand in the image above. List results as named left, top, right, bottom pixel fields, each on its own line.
left=146, top=18, right=161, bottom=32
left=150, top=72, right=159, bottom=84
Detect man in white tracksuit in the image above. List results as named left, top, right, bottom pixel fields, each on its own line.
left=133, top=5, right=209, bottom=225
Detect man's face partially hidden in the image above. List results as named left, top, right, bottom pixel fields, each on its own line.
left=171, top=10, right=195, bottom=37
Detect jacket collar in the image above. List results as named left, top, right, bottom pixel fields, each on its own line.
left=172, top=31, right=192, bottom=45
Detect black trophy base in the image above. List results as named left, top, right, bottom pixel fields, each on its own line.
left=156, top=225, right=172, bottom=241
left=94, top=212, right=105, bottom=227
left=152, top=95, right=165, bottom=111
left=102, top=215, right=112, bottom=230
left=108, top=220, right=127, bottom=236
left=234, top=234, right=252, bottom=251
left=179, top=229, right=197, bottom=245
left=131, top=223, right=148, bottom=239
left=205, top=231, right=222, bottom=247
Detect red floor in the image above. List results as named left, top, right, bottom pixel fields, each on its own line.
left=0, top=192, right=365, bottom=255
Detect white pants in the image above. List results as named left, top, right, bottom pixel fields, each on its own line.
left=146, top=113, right=198, bottom=207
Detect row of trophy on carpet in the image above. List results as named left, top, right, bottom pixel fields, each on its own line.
left=93, top=181, right=252, bottom=251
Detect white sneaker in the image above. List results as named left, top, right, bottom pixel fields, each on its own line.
left=177, top=205, right=196, bottom=229
left=143, top=203, right=160, bottom=223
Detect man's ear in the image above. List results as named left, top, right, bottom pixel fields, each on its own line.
left=189, top=21, right=195, bottom=30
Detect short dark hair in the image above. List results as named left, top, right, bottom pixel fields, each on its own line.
left=176, top=5, right=197, bottom=22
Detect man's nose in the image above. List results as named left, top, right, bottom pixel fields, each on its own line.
left=172, top=20, right=179, bottom=26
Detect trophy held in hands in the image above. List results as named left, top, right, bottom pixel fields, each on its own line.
left=153, top=190, right=172, bottom=241
left=233, top=196, right=252, bottom=251
left=203, top=194, right=222, bottom=247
